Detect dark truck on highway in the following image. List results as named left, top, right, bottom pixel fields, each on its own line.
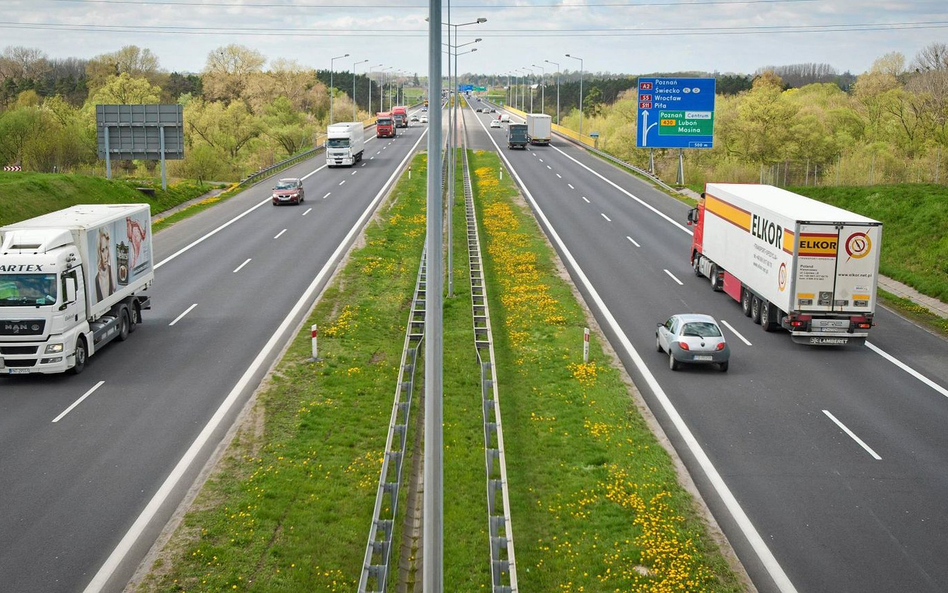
left=507, top=123, right=528, bottom=149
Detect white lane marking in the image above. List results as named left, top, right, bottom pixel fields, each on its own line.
left=718, top=319, right=752, bottom=346
left=600, top=213, right=611, bottom=222
left=582, top=196, right=590, bottom=203
left=546, top=165, right=552, bottom=170
left=351, top=170, right=357, bottom=176
left=469, top=110, right=799, bottom=593
left=376, top=151, right=381, bottom=155
left=568, top=183, right=574, bottom=189
left=538, top=158, right=544, bottom=163
left=339, top=180, right=346, bottom=186
left=301, top=162, right=328, bottom=181
left=52, top=381, right=105, bottom=423
left=663, top=269, right=683, bottom=285
left=866, top=341, right=948, bottom=399
left=274, top=229, right=287, bottom=239
left=169, top=304, right=197, bottom=326
left=232, top=258, right=251, bottom=273
left=556, top=173, right=562, bottom=179
left=322, top=192, right=331, bottom=199
left=382, top=146, right=387, bottom=150
left=822, top=410, right=882, bottom=460
left=81, top=125, right=431, bottom=593
left=361, top=162, right=367, bottom=167
left=370, top=156, right=375, bottom=160
left=626, top=235, right=640, bottom=247
left=533, top=153, right=538, bottom=157
left=302, top=207, right=312, bottom=216
left=550, top=144, right=693, bottom=236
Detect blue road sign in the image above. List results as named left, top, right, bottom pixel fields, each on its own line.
left=459, top=84, right=474, bottom=92
left=636, top=77, right=715, bottom=149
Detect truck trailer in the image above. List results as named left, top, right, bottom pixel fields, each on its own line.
left=326, top=122, right=365, bottom=167
left=376, top=111, right=396, bottom=138
left=0, top=204, right=154, bottom=374
left=689, top=183, right=882, bottom=345
left=526, top=113, right=552, bottom=145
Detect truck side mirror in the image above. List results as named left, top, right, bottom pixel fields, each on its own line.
left=686, top=210, right=694, bottom=225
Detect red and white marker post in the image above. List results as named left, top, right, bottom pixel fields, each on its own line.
left=311, top=324, right=319, bottom=360
left=583, top=327, right=590, bottom=363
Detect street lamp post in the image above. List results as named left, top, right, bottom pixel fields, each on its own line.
left=524, top=66, right=536, bottom=113
left=368, top=64, right=383, bottom=116
left=329, top=53, right=349, bottom=125
left=532, top=63, right=545, bottom=113
left=566, top=53, right=584, bottom=135
left=545, top=59, right=560, bottom=125
left=353, top=58, right=368, bottom=121
left=380, top=67, right=393, bottom=112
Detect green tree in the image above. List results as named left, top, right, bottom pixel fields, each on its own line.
left=90, top=73, right=162, bottom=104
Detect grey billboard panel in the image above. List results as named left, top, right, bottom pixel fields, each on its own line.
left=96, top=104, right=185, bottom=160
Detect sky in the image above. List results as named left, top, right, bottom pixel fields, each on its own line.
left=2, top=0, right=947, bottom=81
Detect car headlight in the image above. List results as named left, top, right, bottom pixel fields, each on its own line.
left=45, top=343, right=64, bottom=354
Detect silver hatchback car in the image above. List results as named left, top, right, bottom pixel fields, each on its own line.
left=656, top=314, right=730, bottom=372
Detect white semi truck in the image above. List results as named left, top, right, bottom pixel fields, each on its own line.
left=689, top=183, right=882, bottom=345
left=0, top=204, right=154, bottom=374
left=526, top=113, right=552, bottom=145
left=326, top=122, right=365, bottom=167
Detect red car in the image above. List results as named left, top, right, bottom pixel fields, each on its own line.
left=272, top=178, right=304, bottom=206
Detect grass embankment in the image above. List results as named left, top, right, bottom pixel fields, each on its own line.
left=136, top=155, right=431, bottom=592
left=469, top=150, right=741, bottom=591
left=0, top=171, right=224, bottom=227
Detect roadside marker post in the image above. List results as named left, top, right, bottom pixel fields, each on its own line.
left=310, top=324, right=320, bottom=361
left=583, top=327, right=590, bottom=363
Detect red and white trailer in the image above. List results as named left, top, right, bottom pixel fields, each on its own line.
left=688, top=183, right=882, bottom=345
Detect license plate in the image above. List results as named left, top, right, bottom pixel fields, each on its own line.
left=694, top=355, right=713, bottom=361
left=813, top=319, right=850, bottom=329
left=8, top=368, right=29, bottom=374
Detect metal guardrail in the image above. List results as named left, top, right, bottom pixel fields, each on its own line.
left=358, top=245, right=427, bottom=593
left=485, top=101, right=678, bottom=194
left=461, top=107, right=518, bottom=593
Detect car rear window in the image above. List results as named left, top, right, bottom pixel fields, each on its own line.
left=681, top=322, right=722, bottom=337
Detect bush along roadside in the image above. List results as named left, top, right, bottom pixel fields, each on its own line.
left=135, top=154, right=429, bottom=592
left=469, top=149, right=743, bottom=592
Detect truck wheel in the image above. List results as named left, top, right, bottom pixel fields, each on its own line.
left=741, top=289, right=753, bottom=317
left=693, top=254, right=703, bottom=276
left=117, top=308, right=130, bottom=342
left=710, top=264, right=722, bottom=291
left=669, top=351, right=679, bottom=371
left=129, top=303, right=139, bottom=333
left=751, top=296, right=762, bottom=324
left=761, top=302, right=777, bottom=332
left=71, top=338, right=88, bottom=375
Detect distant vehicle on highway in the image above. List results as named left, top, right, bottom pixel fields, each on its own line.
left=500, top=114, right=511, bottom=123
left=507, top=123, right=528, bottom=149
left=272, top=178, right=304, bottom=205
left=326, top=122, right=364, bottom=167
left=420, top=115, right=429, bottom=124
left=392, top=106, right=409, bottom=128
left=376, top=112, right=396, bottom=138
left=526, top=113, right=552, bottom=145
left=410, top=114, right=419, bottom=122
left=490, top=119, right=502, bottom=129
left=476, top=108, right=483, bottom=112
left=656, top=314, right=730, bottom=372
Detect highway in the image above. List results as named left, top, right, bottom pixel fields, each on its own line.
left=464, top=96, right=948, bottom=593
left=0, top=116, right=427, bottom=593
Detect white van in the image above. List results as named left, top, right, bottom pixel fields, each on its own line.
left=500, top=114, right=511, bottom=123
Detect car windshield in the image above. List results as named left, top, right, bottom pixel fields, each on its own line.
left=0, top=274, right=58, bottom=306
left=681, top=322, right=723, bottom=338
left=275, top=181, right=298, bottom=189
left=377, top=118, right=392, bottom=126
left=327, top=138, right=350, bottom=148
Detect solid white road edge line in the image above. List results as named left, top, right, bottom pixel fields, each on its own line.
left=274, top=229, right=287, bottom=239
left=80, top=124, right=429, bottom=593
left=865, top=341, right=948, bottom=399
left=550, top=143, right=693, bottom=236
left=300, top=162, right=328, bottom=181
left=52, top=381, right=105, bottom=423
left=822, top=410, right=882, bottom=460
left=663, top=269, right=683, bottom=286
left=232, top=259, right=251, bottom=273
left=626, top=235, right=640, bottom=248
left=168, top=304, right=197, bottom=327
left=469, top=108, right=799, bottom=593
left=302, top=208, right=312, bottom=216
left=718, top=319, right=753, bottom=346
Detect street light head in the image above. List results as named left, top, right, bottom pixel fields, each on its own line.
left=472, top=48, right=478, bottom=52
left=477, top=17, right=487, bottom=23
left=475, top=38, right=482, bottom=42
left=565, top=53, right=571, bottom=57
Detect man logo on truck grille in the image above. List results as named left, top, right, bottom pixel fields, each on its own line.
left=845, top=232, right=871, bottom=261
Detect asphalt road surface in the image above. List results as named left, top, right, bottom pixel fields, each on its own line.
left=0, top=115, right=427, bottom=593
left=464, top=95, right=948, bottom=593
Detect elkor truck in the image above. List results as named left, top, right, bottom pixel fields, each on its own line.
left=0, top=204, right=154, bottom=374
left=688, top=183, right=882, bottom=345
left=526, top=113, right=552, bottom=145
left=326, top=122, right=365, bottom=167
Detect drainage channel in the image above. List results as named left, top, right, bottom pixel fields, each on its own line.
left=461, top=110, right=519, bottom=592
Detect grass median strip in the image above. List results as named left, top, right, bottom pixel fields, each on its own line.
left=469, top=149, right=742, bottom=591
left=136, top=154, right=429, bottom=592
